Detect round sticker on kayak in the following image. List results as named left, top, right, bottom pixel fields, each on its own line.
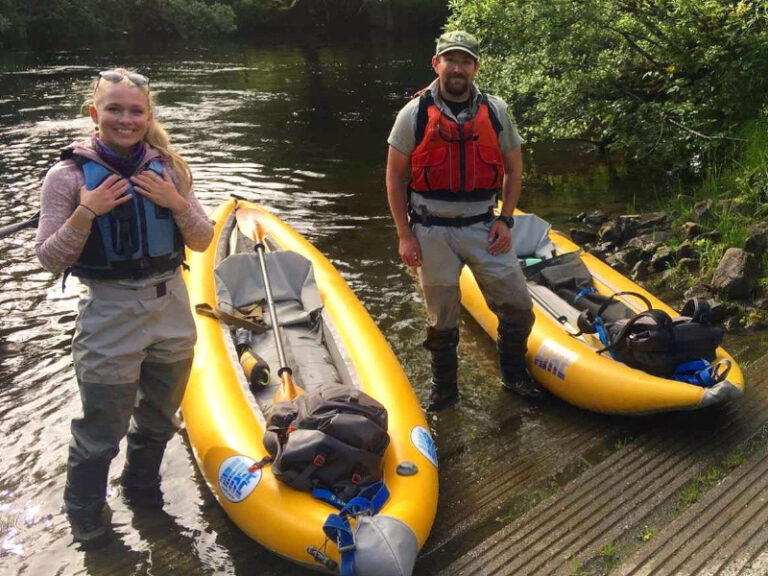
left=218, top=455, right=262, bottom=503
left=411, top=426, right=438, bottom=468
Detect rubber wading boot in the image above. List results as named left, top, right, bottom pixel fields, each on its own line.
left=64, top=457, right=112, bottom=548
left=500, top=366, right=544, bottom=401
left=68, top=505, right=112, bottom=549
left=120, top=433, right=166, bottom=507
left=424, top=327, right=459, bottom=411
left=497, top=321, right=544, bottom=402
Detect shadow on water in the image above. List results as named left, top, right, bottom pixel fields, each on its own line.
left=0, top=35, right=761, bottom=576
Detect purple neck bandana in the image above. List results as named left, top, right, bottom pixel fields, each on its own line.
left=92, top=136, right=146, bottom=177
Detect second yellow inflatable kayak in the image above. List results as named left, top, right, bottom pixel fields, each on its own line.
left=460, top=210, right=744, bottom=414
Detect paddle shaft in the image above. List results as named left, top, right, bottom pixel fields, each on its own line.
left=254, top=240, right=291, bottom=374
left=0, top=212, right=40, bottom=239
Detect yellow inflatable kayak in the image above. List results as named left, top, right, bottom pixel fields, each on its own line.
left=460, top=211, right=744, bottom=414
left=182, top=198, right=438, bottom=572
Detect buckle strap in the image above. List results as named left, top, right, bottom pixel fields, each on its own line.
left=85, top=274, right=181, bottom=301
left=317, top=481, right=390, bottom=576
left=409, top=208, right=494, bottom=227
left=194, top=302, right=268, bottom=333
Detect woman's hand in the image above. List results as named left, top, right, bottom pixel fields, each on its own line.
left=132, top=170, right=189, bottom=214
left=79, top=174, right=132, bottom=216
left=488, top=220, right=512, bottom=255
left=399, top=233, right=422, bottom=267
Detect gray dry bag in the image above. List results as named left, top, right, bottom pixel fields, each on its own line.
left=263, top=383, right=390, bottom=500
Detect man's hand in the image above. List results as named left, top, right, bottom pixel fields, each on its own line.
left=488, top=220, right=512, bottom=255
left=399, top=233, right=422, bottom=267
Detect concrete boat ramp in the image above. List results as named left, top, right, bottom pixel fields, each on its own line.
left=59, top=340, right=767, bottom=576
left=415, top=351, right=768, bottom=576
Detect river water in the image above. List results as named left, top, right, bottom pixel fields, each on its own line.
left=1, top=36, right=764, bottom=576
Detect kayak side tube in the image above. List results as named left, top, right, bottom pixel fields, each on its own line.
left=182, top=199, right=439, bottom=567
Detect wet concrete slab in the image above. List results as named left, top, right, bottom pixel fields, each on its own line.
left=430, top=353, right=768, bottom=576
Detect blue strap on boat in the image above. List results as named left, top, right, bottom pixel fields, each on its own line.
left=594, top=317, right=612, bottom=352
left=673, top=359, right=715, bottom=388
left=318, top=481, right=390, bottom=576
left=574, top=287, right=597, bottom=303
left=323, top=515, right=356, bottom=576
left=312, top=488, right=348, bottom=509
left=345, top=481, right=390, bottom=515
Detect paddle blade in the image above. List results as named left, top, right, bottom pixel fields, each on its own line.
left=234, top=205, right=263, bottom=244
left=273, top=371, right=305, bottom=404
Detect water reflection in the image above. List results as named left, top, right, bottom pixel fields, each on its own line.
left=1, top=36, right=753, bottom=576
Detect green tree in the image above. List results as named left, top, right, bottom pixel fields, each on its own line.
left=448, top=0, right=768, bottom=166
left=134, top=0, right=237, bottom=38
left=0, top=0, right=237, bottom=46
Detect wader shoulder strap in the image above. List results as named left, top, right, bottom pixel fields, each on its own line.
left=480, top=93, right=504, bottom=136
left=415, top=91, right=434, bottom=147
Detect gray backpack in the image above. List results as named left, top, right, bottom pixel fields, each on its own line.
left=263, top=384, right=390, bottom=499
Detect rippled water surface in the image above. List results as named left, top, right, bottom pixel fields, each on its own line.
left=2, top=37, right=758, bottom=576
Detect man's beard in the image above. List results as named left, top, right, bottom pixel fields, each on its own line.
left=444, top=75, right=469, bottom=97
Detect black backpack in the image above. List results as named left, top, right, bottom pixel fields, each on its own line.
left=263, top=384, right=390, bottom=500
left=578, top=294, right=723, bottom=377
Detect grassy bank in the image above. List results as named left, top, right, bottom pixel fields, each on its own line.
left=662, top=121, right=768, bottom=297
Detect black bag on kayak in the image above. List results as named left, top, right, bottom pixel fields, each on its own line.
left=585, top=296, right=723, bottom=377
left=263, top=383, right=390, bottom=499
left=527, top=252, right=723, bottom=377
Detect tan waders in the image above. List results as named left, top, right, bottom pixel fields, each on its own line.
left=413, top=217, right=543, bottom=408
left=65, top=271, right=195, bottom=545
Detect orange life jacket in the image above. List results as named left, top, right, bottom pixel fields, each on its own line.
left=409, top=91, right=504, bottom=201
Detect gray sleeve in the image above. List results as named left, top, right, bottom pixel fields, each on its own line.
left=387, top=98, right=420, bottom=157
left=487, top=95, right=524, bottom=153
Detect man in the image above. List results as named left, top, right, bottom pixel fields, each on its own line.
left=386, top=30, right=543, bottom=410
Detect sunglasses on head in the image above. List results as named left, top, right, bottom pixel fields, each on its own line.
left=97, top=70, right=149, bottom=88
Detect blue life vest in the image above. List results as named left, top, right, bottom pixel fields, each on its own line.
left=70, top=159, right=184, bottom=280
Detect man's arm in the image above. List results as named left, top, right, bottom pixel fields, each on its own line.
left=386, top=146, right=422, bottom=266
left=487, top=147, right=522, bottom=255
left=499, top=147, right=523, bottom=217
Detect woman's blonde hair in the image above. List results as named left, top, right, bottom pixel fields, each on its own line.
left=86, top=68, right=193, bottom=195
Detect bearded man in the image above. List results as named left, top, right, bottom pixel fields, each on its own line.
left=386, top=30, right=543, bottom=410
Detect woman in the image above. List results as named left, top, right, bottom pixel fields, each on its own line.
left=35, top=69, right=213, bottom=547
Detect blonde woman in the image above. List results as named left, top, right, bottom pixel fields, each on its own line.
left=35, top=69, right=213, bottom=547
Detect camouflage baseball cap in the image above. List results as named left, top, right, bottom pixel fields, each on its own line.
left=435, top=30, right=480, bottom=60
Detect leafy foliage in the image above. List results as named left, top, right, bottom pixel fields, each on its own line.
left=0, top=0, right=446, bottom=46
left=0, top=0, right=237, bottom=46
left=447, top=0, right=768, bottom=166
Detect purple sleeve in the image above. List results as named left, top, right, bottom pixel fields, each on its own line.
left=34, top=162, right=90, bottom=275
